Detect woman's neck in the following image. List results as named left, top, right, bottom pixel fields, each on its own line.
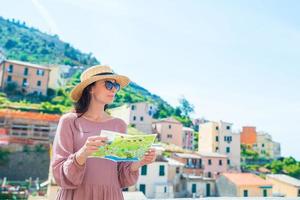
left=83, top=103, right=109, bottom=121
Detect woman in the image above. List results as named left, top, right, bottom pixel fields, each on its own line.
left=52, top=65, right=156, bottom=200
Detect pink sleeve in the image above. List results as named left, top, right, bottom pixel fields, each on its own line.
left=116, top=119, right=139, bottom=188
left=51, top=115, right=86, bottom=189
left=118, top=162, right=139, bottom=188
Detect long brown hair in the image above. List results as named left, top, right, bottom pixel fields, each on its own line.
left=73, top=82, right=108, bottom=131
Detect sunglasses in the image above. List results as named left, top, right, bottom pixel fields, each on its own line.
left=104, top=80, right=120, bottom=91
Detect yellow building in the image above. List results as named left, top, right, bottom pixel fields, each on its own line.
left=266, top=174, right=300, bottom=197
left=216, top=173, right=272, bottom=197
left=0, top=60, right=50, bottom=95
left=255, top=132, right=281, bottom=159
left=198, top=121, right=241, bottom=170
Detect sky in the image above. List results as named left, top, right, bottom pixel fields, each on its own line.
left=0, top=0, right=299, bottom=159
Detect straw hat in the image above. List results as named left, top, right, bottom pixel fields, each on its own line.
left=70, top=65, right=130, bottom=102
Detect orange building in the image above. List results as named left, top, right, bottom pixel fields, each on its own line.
left=0, top=60, right=51, bottom=95
left=0, top=109, right=60, bottom=145
left=240, top=126, right=257, bottom=147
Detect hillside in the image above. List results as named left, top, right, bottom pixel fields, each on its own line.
left=0, top=16, right=175, bottom=117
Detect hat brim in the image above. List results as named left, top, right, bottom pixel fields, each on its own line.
left=70, top=74, right=130, bottom=102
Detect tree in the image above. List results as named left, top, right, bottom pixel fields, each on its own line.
left=4, top=39, right=18, bottom=49
left=178, top=96, right=194, bottom=117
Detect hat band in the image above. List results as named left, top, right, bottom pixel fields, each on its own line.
left=93, top=72, right=115, bottom=77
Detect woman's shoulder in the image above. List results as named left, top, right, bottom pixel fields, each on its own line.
left=59, top=112, right=78, bottom=122
left=109, top=117, right=127, bottom=133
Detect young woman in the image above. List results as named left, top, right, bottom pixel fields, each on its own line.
left=52, top=65, right=156, bottom=200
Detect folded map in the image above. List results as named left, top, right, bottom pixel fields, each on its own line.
left=89, top=130, right=157, bottom=162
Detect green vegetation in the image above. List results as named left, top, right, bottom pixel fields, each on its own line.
left=241, top=144, right=300, bottom=179
left=0, top=17, right=98, bottom=66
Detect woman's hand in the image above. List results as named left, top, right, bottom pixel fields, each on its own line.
left=130, top=148, right=156, bottom=172
left=75, top=136, right=107, bottom=166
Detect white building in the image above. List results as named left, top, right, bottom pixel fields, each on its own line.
left=109, top=102, right=157, bottom=134
left=48, top=65, right=71, bottom=89
left=198, top=121, right=241, bottom=171
left=182, top=174, right=216, bottom=198
left=137, top=155, right=173, bottom=198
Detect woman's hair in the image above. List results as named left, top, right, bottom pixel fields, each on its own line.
left=73, top=81, right=109, bottom=132
left=74, top=82, right=108, bottom=116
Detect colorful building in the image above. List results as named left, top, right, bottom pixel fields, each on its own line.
left=216, top=173, right=272, bottom=197
left=152, top=117, right=183, bottom=147
left=0, top=109, right=60, bottom=147
left=240, top=126, right=257, bottom=148
left=255, top=132, right=281, bottom=159
left=266, top=174, right=300, bottom=197
left=0, top=60, right=51, bottom=95
left=198, top=121, right=241, bottom=170
left=109, top=102, right=157, bottom=134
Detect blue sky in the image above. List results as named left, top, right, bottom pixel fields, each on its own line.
left=1, top=0, right=299, bottom=159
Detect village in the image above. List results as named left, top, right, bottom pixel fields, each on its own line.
left=0, top=58, right=299, bottom=199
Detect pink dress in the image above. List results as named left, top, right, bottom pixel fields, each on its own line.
left=52, top=113, right=139, bottom=200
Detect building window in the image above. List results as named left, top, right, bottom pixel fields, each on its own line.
left=133, top=116, right=136, bottom=121
left=243, top=190, right=248, bottom=197
left=226, top=126, right=231, bottom=130
left=298, top=189, right=300, bottom=197
left=192, top=184, right=197, bottom=193
left=24, top=68, right=28, bottom=76
left=207, top=172, right=212, bottom=178
left=208, top=159, right=212, bottom=165
left=262, top=143, right=265, bottom=147
left=131, top=105, right=135, bottom=110
left=139, top=184, right=146, bottom=195
left=176, top=167, right=180, bottom=174
left=216, top=147, right=219, bottom=151
left=22, top=78, right=28, bottom=87
left=167, top=134, right=172, bottom=138
left=216, top=136, right=219, bottom=142
left=37, top=80, right=41, bottom=87
left=219, top=160, right=222, bottom=166
left=140, top=116, right=144, bottom=121
left=216, top=126, right=219, bottom=130
left=159, top=165, right=165, bottom=176
left=36, top=69, right=44, bottom=76
left=263, top=189, right=267, bottom=197
left=226, top=147, right=230, bottom=153
left=141, top=165, right=147, bottom=175
left=8, top=64, right=13, bottom=73
left=148, top=110, right=152, bottom=116
left=227, top=159, right=230, bottom=165
left=7, top=75, right=12, bottom=82
left=164, top=186, right=167, bottom=193
left=169, top=125, right=171, bottom=129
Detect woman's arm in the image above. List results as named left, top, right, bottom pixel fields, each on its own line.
left=51, top=115, right=86, bottom=189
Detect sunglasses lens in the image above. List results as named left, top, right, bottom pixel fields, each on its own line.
left=105, top=81, right=120, bottom=91
left=105, top=81, right=114, bottom=90
left=114, top=83, right=120, bottom=91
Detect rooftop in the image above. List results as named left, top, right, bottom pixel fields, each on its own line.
left=153, top=117, right=181, bottom=124
left=174, top=152, right=201, bottom=159
left=165, top=157, right=185, bottom=166
left=267, top=174, right=300, bottom=187
left=4, top=59, right=50, bottom=70
left=198, top=151, right=228, bottom=158
left=0, top=109, right=61, bottom=122
left=222, top=173, right=272, bottom=186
